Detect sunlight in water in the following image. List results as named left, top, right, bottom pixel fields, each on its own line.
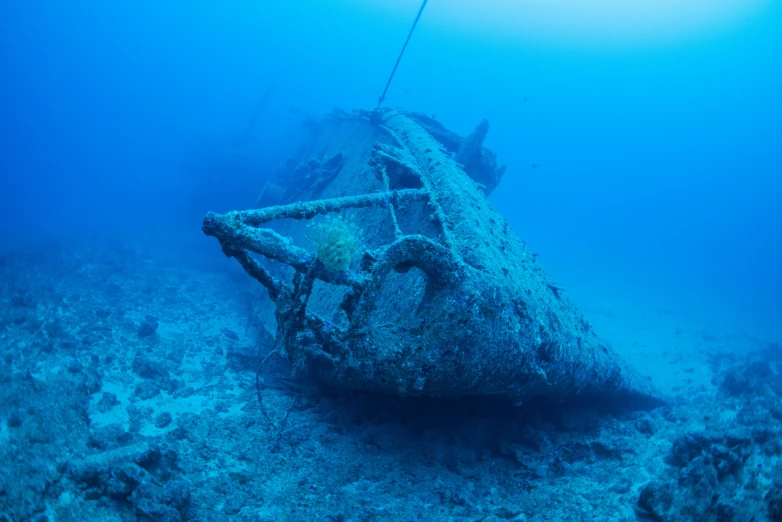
left=377, top=0, right=770, bottom=45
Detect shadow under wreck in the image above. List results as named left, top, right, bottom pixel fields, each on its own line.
left=203, top=108, right=663, bottom=409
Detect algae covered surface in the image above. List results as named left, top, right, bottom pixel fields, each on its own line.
left=204, top=110, right=661, bottom=405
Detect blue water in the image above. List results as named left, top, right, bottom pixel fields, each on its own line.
left=1, top=3, right=781, bottom=519
left=3, top=2, right=779, bottom=339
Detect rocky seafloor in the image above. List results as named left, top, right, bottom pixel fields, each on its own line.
left=1, top=240, right=780, bottom=522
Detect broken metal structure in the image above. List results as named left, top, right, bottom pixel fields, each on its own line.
left=204, top=108, right=661, bottom=405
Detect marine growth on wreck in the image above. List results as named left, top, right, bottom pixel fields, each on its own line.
left=204, top=108, right=662, bottom=406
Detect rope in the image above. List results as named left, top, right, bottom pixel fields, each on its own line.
left=376, top=0, right=429, bottom=109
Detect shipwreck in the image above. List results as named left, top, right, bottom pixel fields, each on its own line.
left=203, top=108, right=661, bottom=407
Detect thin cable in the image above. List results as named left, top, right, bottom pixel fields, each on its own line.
left=377, top=0, right=429, bottom=109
